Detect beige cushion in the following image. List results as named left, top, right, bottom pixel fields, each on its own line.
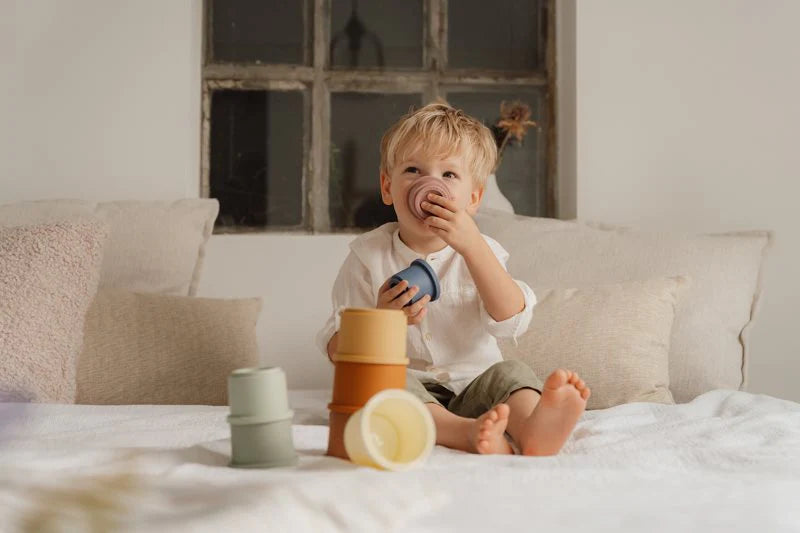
left=0, top=199, right=219, bottom=296
left=481, top=215, right=771, bottom=402
left=0, top=221, right=106, bottom=403
left=76, top=289, right=262, bottom=405
left=475, top=208, right=579, bottom=235
left=502, top=277, right=685, bottom=409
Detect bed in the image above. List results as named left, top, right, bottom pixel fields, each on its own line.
left=1, top=201, right=792, bottom=532
left=2, top=389, right=799, bottom=532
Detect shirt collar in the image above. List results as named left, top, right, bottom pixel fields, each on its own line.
left=392, top=228, right=455, bottom=264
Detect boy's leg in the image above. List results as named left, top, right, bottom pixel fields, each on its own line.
left=407, top=372, right=511, bottom=454
left=450, top=360, right=589, bottom=455
left=448, top=359, right=544, bottom=419
left=454, top=361, right=591, bottom=456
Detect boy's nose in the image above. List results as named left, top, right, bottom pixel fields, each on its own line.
left=407, top=176, right=452, bottom=220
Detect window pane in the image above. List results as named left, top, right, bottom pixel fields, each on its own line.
left=210, top=90, right=305, bottom=229
left=330, top=0, right=423, bottom=69
left=211, top=0, right=307, bottom=64
left=448, top=0, right=543, bottom=72
left=330, top=93, right=420, bottom=228
left=447, top=90, right=547, bottom=217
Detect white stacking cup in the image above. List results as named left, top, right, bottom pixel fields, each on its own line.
left=343, top=389, right=435, bottom=471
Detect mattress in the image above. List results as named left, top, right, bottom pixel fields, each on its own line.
left=1, top=389, right=799, bottom=532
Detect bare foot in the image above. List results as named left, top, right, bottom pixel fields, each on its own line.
left=469, top=404, right=512, bottom=455
left=519, top=369, right=590, bottom=456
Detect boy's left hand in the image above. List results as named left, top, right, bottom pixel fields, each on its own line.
left=422, top=193, right=483, bottom=256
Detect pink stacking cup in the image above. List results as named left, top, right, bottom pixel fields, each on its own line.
left=407, top=176, right=453, bottom=220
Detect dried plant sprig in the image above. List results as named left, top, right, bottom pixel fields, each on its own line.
left=492, top=100, right=538, bottom=172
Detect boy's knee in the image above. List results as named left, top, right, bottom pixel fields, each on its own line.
left=488, top=359, right=530, bottom=376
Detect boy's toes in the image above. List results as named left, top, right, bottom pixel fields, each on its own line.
left=494, top=403, right=510, bottom=420
left=470, top=404, right=512, bottom=455
left=476, top=438, right=491, bottom=454
left=544, top=369, right=569, bottom=390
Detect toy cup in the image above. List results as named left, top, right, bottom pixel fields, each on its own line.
left=229, top=417, right=298, bottom=468
left=344, top=389, right=435, bottom=471
left=326, top=405, right=359, bottom=459
left=389, top=259, right=441, bottom=306
left=335, top=308, right=408, bottom=363
left=228, top=367, right=291, bottom=421
left=331, top=360, right=407, bottom=407
left=227, top=367, right=297, bottom=468
left=407, top=176, right=452, bottom=220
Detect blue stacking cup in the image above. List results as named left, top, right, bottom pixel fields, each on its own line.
left=389, top=259, right=441, bottom=306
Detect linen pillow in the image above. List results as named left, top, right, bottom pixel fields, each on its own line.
left=475, top=207, right=579, bottom=236
left=0, top=199, right=219, bottom=296
left=0, top=221, right=107, bottom=403
left=76, top=289, right=262, bottom=405
left=501, top=277, right=685, bottom=410
left=481, top=215, right=771, bottom=402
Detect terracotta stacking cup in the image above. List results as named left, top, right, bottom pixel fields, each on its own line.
left=227, top=367, right=297, bottom=468
left=326, top=404, right=359, bottom=459
left=407, top=176, right=452, bottom=220
left=344, top=389, right=435, bottom=471
left=330, top=360, right=407, bottom=407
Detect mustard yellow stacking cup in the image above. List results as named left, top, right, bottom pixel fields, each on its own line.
left=334, top=308, right=408, bottom=365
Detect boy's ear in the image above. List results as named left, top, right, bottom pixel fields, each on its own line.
left=466, top=186, right=484, bottom=215
left=380, top=172, right=393, bottom=205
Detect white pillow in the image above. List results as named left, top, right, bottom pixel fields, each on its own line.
left=478, top=214, right=771, bottom=403
left=0, top=199, right=219, bottom=296
left=501, top=277, right=685, bottom=409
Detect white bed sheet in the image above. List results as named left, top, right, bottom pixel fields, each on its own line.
left=1, top=390, right=799, bottom=532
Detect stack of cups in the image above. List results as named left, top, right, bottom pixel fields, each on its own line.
left=227, top=367, right=298, bottom=468
left=327, top=308, right=409, bottom=459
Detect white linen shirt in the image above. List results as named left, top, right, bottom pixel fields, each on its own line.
left=315, top=222, right=536, bottom=395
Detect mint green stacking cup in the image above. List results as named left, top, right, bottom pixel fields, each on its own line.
left=227, top=367, right=298, bottom=468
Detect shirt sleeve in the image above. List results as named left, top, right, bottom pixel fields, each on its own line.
left=314, top=251, right=376, bottom=357
left=479, top=237, right=537, bottom=342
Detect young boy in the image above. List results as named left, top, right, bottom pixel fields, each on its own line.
left=316, top=102, right=590, bottom=455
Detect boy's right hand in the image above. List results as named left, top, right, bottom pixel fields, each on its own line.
left=377, top=278, right=431, bottom=326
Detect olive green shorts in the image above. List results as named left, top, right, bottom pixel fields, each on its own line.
left=406, top=360, right=544, bottom=419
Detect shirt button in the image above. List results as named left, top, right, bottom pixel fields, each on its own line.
left=425, top=333, right=432, bottom=342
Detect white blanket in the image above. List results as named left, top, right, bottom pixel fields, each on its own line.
left=1, top=390, right=799, bottom=532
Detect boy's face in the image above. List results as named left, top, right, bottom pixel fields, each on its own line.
left=380, top=147, right=484, bottom=242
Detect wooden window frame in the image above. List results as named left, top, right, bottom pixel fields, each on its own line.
left=201, top=0, right=557, bottom=234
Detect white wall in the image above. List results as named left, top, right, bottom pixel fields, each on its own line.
left=575, top=0, right=800, bottom=401
left=3, top=0, right=798, bottom=398
left=0, top=0, right=201, bottom=201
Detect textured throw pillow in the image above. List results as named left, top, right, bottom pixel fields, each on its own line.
left=76, top=289, right=262, bottom=405
left=0, top=221, right=107, bottom=403
left=501, top=277, right=685, bottom=410
left=480, top=215, right=771, bottom=402
left=0, top=199, right=219, bottom=296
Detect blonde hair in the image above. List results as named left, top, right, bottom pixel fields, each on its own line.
left=380, top=101, right=497, bottom=189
